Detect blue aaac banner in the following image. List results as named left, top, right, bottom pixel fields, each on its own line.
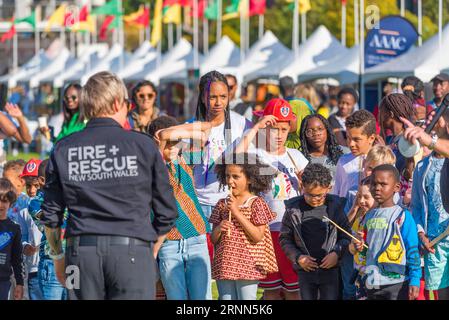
left=365, top=16, right=418, bottom=69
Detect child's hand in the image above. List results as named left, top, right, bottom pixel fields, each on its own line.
left=14, top=285, right=23, bottom=300
left=408, top=285, right=419, bottom=300
left=354, top=231, right=365, bottom=252
left=297, top=255, right=318, bottom=272
left=217, top=220, right=233, bottom=235
left=23, top=244, right=38, bottom=256
left=256, top=115, right=278, bottom=130
left=226, top=194, right=239, bottom=214
left=418, top=232, right=436, bottom=255
left=320, top=252, right=338, bottom=269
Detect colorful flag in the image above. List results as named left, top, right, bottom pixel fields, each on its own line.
left=342, top=0, right=347, bottom=4
left=163, top=0, right=190, bottom=6
left=15, top=11, right=36, bottom=29
left=92, top=0, right=122, bottom=16
left=45, top=4, right=67, bottom=32
left=249, top=0, right=266, bottom=16
left=205, top=0, right=219, bottom=20
left=151, top=0, right=164, bottom=46
left=190, top=0, right=207, bottom=18
left=124, top=6, right=150, bottom=28
left=99, top=15, right=116, bottom=40
left=1, top=20, right=16, bottom=43
left=163, top=4, right=182, bottom=25
left=223, top=0, right=241, bottom=20
left=298, top=0, right=311, bottom=14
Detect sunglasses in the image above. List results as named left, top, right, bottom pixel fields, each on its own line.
left=138, top=93, right=155, bottom=100
left=64, top=95, right=77, bottom=102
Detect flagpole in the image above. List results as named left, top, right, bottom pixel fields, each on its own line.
left=193, top=0, right=199, bottom=70
left=439, top=0, right=443, bottom=51
left=146, top=4, right=151, bottom=42
left=359, top=0, right=365, bottom=109
left=400, top=0, right=405, bottom=17
left=354, top=0, right=359, bottom=45
left=418, top=0, right=422, bottom=47
left=293, top=0, right=299, bottom=56
left=176, top=22, right=182, bottom=42
left=118, top=0, right=124, bottom=70
left=240, top=0, right=245, bottom=63
left=246, top=0, right=250, bottom=52
left=203, top=15, right=209, bottom=54
left=217, top=0, right=222, bottom=42
left=35, top=6, right=41, bottom=58
left=341, top=1, right=346, bottom=47
left=13, top=27, right=18, bottom=73
left=168, top=23, right=174, bottom=49
left=258, top=14, right=264, bottom=40
left=301, top=12, right=306, bottom=43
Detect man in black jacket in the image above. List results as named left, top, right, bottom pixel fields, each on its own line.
left=280, top=163, right=350, bottom=300
left=40, top=71, right=178, bottom=300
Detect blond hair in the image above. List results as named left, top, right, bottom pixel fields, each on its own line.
left=80, top=71, right=128, bottom=119
left=294, top=84, right=320, bottom=110
left=365, top=145, right=396, bottom=166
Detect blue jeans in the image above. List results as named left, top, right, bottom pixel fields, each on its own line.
left=216, top=280, right=259, bottom=300
left=340, top=250, right=357, bottom=300
left=200, top=205, right=214, bottom=229
left=158, top=234, right=212, bottom=300
left=0, top=280, right=11, bottom=300
left=38, top=259, right=66, bottom=300
left=28, top=272, right=43, bottom=300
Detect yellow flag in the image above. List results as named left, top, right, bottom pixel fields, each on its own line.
left=151, top=0, right=163, bottom=46
left=45, top=4, right=67, bottom=32
left=70, top=15, right=95, bottom=33
left=298, top=0, right=311, bottom=14
left=124, top=5, right=144, bottom=24
left=222, top=0, right=249, bottom=21
left=163, top=4, right=182, bottom=25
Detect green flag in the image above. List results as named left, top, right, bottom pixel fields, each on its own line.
left=92, top=0, right=123, bottom=16
left=225, top=0, right=240, bottom=14
left=205, top=0, right=219, bottom=20
left=15, top=10, right=36, bottom=29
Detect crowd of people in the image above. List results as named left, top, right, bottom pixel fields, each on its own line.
left=0, top=69, right=449, bottom=301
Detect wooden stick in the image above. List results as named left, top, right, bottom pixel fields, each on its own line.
left=286, top=151, right=301, bottom=174
left=228, top=186, right=232, bottom=237
left=429, top=226, right=449, bottom=247
left=323, top=216, right=369, bottom=249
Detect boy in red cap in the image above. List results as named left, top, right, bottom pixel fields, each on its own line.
left=21, top=159, right=42, bottom=198
left=236, top=98, right=309, bottom=300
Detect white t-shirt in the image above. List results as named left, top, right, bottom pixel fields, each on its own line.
left=193, top=111, right=252, bottom=206
left=253, top=148, right=309, bottom=231
left=332, top=153, right=365, bottom=198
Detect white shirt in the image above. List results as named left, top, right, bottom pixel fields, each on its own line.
left=252, top=148, right=308, bottom=231
left=332, top=153, right=365, bottom=198
left=193, top=111, right=252, bottom=206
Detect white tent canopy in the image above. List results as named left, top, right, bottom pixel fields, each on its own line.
left=298, top=45, right=360, bottom=85
left=200, top=35, right=240, bottom=75
left=80, top=44, right=131, bottom=85
left=365, top=23, right=449, bottom=83
left=239, top=31, right=292, bottom=82
left=146, top=38, right=204, bottom=84
left=0, top=50, right=49, bottom=87
left=53, top=45, right=109, bottom=88
left=29, top=48, right=73, bottom=88
left=118, top=44, right=157, bottom=81
left=280, top=25, right=348, bottom=80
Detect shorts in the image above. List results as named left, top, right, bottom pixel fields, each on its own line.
left=258, top=231, right=299, bottom=292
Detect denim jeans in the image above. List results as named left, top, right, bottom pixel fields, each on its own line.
left=28, top=272, right=43, bottom=300
left=200, top=205, right=214, bottom=229
left=158, top=234, right=212, bottom=300
left=38, top=259, right=66, bottom=300
left=298, top=268, right=340, bottom=300
left=0, top=280, right=11, bottom=300
left=216, top=280, right=259, bottom=300
left=340, top=250, right=357, bottom=300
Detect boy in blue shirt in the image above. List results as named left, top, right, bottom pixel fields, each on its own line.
left=354, top=164, right=420, bottom=300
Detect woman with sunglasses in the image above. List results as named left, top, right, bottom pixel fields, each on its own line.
left=128, top=81, right=160, bottom=133
left=40, top=83, right=86, bottom=142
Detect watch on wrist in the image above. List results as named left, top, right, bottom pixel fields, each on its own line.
left=428, top=133, right=438, bottom=150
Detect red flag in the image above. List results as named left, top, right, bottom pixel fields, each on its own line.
left=1, top=23, right=16, bottom=43
left=79, top=5, right=89, bottom=21
left=163, top=0, right=189, bottom=6
left=99, top=15, right=115, bottom=40
left=341, top=0, right=347, bottom=5
left=189, top=0, right=207, bottom=18
left=249, top=0, right=266, bottom=16
left=133, top=7, right=150, bottom=27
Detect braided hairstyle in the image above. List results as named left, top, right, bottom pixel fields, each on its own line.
left=299, top=114, right=343, bottom=166
left=401, top=76, right=424, bottom=103
left=378, top=93, right=417, bottom=139
left=195, top=71, right=232, bottom=148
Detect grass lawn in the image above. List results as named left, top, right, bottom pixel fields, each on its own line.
left=6, top=152, right=41, bottom=162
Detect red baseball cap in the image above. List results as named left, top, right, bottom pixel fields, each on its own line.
left=253, top=98, right=296, bottom=122
left=20, top=159, right=42, bottom=178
